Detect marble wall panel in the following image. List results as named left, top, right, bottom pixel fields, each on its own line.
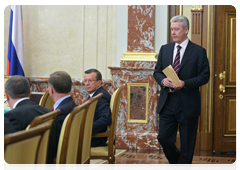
left=27, top=77, right=113, bottom=105
left=121, top=61, right=156, bottom=69
left=109, top=65, right=161, bottom=150
left=128, top=5, right=155, bottom=53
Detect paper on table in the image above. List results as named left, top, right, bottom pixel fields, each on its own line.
left=162, top=65, right=181, bottom=85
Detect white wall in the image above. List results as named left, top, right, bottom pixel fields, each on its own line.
left=4, top=5, right=117, bottom=79
left=183, top=5, right=192, bottom=40
left=154, top=5, right=169, bottom=53
left=116, top=5, right=128, bottom=66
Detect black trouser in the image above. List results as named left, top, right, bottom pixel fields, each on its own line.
left=157, top=93, right=199, bottom=164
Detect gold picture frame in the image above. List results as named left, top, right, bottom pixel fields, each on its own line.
left=127, top=83, right=149, bottom=123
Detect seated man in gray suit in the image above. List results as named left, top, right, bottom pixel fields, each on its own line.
left=4, top=75, right=51, bottom=133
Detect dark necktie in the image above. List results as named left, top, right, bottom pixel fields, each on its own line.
left=173, top=45, right=181, bottom=75
left=170, top=45, right=181, bottom=92
left=86, top=95, right=91, bottom=101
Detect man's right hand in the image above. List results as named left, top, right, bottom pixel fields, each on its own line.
left=162, top=78, right=175, bottom=88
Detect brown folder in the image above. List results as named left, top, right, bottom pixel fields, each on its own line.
left=162, top=65, right=181, bottom=85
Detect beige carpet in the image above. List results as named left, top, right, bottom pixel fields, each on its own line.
left=90, top=149, right=126, bottom=164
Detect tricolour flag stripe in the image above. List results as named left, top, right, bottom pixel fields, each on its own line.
left=7, top=5, right=24, bottom=76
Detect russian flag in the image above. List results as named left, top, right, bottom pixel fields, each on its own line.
left=7, top=5, right=24, bottom=76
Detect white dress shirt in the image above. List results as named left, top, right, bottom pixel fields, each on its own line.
left=172, top=38, right=189, bottom=65
left=53, top=95, right=71, bottom=111
left=13, top=97, right=29, bottom=109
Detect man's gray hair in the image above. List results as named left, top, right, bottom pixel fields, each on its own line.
left=170, top=15, right=189, bottom=29
left=5, top=75, right=30, bottom=99
left=48, top=71, right=72, bottom=94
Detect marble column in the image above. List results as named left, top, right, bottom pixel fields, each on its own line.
left=123, top=5, right=157, bottom=62
left=127, top=5, right=155, bottom=53
left=108, top=5, right=161, bottom=150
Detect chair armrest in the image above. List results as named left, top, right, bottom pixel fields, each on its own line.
left=92, top=131, right=110, bottom=138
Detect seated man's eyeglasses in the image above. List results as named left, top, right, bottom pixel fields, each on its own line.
left=84, top=79, right=98, bottom=83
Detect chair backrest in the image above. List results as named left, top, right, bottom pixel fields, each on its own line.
left=39, top=91, right=55, bottom=111
left=26, top=109, right=61, bottom=129
left=35, top=124, right=52, bottom=164
left=109, top=84, right=126, bottom=144
left=4, top=123, right=51, bottom=164
left=25, top=109, right=61, bottom=163
left=78, top=93, right=103, bottom=164
left=56, top=102, right=90, bottom=164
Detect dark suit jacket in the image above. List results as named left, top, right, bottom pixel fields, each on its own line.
left=91, top=86, right=112, bottom=147
left=4, top=99, right=51, bottom=132
left=4, top=117, right=16, bottom=135
left=55, top=96, right=77, bottom=134
left=153, top=40, right=210, bottom=118
left=47, top=96, right=77, bottom=163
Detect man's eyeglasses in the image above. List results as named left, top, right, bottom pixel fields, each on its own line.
left=83, top=79, right=98, bottom=83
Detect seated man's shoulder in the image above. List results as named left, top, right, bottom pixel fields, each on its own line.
left=37, top=105, right=51, bottom=112
left=57, top=99, right=77, bottom=115
left=27, top=100, right=51, bottom=112
left=100, top=88, right=111, bottom=100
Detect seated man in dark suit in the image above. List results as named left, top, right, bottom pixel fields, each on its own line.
left=47, top=71, right=77, bottom=163
left=84, top=68, right=112, bottom=147
left=48, top=71, right=77, bottom=132
left=4, top=75, right=51, bottom=133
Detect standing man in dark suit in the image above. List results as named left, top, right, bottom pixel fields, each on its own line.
left=4, top=75, right=50, bottom=132
left=153, top=15, right=210, bottom=164
left=84, top=68, right=112, bottom=147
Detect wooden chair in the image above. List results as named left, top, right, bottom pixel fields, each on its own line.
left=25, top=109, right=61, bottom=163
left=55, top=101, right=90, bottom=164
left=4, top=123, right=51, bottom=164
left=90, top=84, right=126, bottom=164
left=39, top=90, right=54, bottom=111
left=78, top=93, right=103, bottom=164
left=26, top=109, right=61, bottom=129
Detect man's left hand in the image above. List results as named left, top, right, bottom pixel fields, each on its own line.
left=173, top=80, right=185, bottom=90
